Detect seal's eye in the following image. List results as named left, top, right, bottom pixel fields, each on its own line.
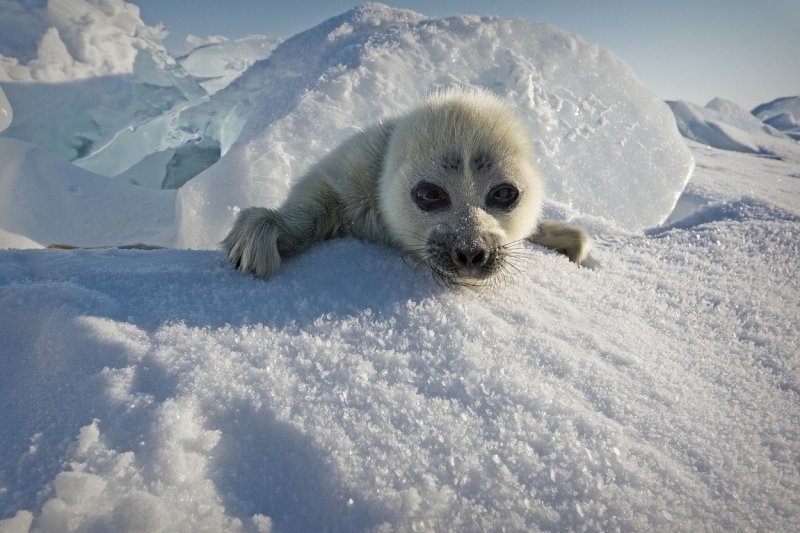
left=412, top=182, right=450, bottom=211
left=486, top=184, right=520, bottom=209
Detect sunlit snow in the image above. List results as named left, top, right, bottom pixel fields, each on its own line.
left=668, top=97, right=800, bottom=159
left=752, top=96, right=800, bottom=141
left=0, top=2, right=799, bottom=532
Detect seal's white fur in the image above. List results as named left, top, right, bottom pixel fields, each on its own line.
left=222, top=88, right=588, bottom=281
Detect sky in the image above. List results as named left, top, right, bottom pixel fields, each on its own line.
left=111, top=1, right=800, bottom=110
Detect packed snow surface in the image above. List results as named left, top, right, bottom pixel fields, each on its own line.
left=1, top=140, right=799, bottom=531
left=0, top=138, right=176, bottom=249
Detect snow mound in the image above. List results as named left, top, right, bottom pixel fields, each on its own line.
left=0, top=0, right=169, bottom=82
left=176, top=4, right=692, bottom=247
left=1, top=141, right=798, bottom=529
left=177, top=35, right=284, bottom=95
left=0, top=138, right=175, bottom=249
left=752, top=96, right=800, bottom=141
left=667, top=98, right=800, bottom=160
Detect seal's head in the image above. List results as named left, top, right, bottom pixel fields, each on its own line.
left=379, top=89, right=543, bottom=285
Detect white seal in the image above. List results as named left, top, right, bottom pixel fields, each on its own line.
left=222, top=88, right=588, bottom=284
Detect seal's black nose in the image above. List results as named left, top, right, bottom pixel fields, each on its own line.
left=452, top=247, right=488, bottom=268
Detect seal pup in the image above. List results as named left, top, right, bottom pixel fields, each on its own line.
left=222, top=88, right=588, bottom=285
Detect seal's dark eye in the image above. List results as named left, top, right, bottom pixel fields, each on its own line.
left=486, top=184, right=520, bottom=209
left=412, top=182, right=450, bottom=211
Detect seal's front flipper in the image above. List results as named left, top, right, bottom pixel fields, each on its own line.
left=527, top=220, right=590, bottom=265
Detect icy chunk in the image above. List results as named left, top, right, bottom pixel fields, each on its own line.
left=177, top=35, right=283, bottom=95
left=0, top=86, right=11, bottom=133
left=0, top=0, right=205, bottom=181
left=162, top=139, right=221, bottom=189
left=0, top=0, right=171, bottom=82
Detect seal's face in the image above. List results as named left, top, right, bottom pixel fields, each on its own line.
left=379, top=90, right=543, bottom=285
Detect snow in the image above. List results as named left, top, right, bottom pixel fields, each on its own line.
left=0, top=0, right=168, bottom=82
left=1, top=3, right=800, bottom=531
left=667, top=98, right=800, bottom=160
left=177, top=35, right=283, bottom=95
left=0, top=138, right=175, bottom=248
left=1, top=139, right=799, bottom=531
left=752, top=96, right=800, bottom=141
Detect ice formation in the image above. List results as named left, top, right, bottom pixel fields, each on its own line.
left=668, top=97, right=800, bottom=160
left=752, top=96, right=800, bottom=141
left=177, top=34, right=283, bottom=95
left=0, top=85, right=11, bottom=133
left=0, top=0, right=205, bottom=180
left=0, top=0, right=170, bottom=82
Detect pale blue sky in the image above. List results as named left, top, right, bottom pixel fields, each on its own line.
left=133, top=0, right=800, bottom=110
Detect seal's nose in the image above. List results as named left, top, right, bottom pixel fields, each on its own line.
left=452, top=247, right=488, bottom=268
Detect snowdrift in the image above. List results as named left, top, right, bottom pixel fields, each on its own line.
left=0, top=138, right=175, bottom=249
left=667, top=97, right=800, bottom=160
left=752, top=96, right=800, bottom=141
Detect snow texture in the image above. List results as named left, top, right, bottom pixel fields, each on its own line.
left=1, top=140, right=799, bottom=531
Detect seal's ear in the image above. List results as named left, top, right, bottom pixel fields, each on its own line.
left=527, top=220, right=590, bottom=265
